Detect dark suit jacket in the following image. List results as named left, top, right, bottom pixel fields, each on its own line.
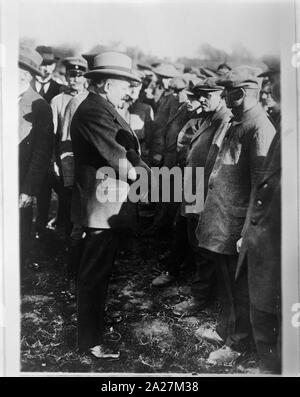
left=19, top=86, right=54, bottom=196
left=70, top=93, right=140, bottom=229
left=31, top=79, right=64, bottom=103
left=236, top=132, right=281, bottom=313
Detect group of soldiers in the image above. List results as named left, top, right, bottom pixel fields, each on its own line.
left=18, top=43, right=281, bottom=373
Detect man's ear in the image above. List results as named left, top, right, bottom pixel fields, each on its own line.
left=103, top=80, right=111, bottom=94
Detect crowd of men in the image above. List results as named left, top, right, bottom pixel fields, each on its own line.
left=18, top=43, right=281, bottom=373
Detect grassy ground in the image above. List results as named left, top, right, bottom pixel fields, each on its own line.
left=21, top=217, right=260, bottom=374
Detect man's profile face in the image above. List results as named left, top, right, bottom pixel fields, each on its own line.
left=199, top=90, right=222, bottom=112
left=106, top=79, right=131, bottom=108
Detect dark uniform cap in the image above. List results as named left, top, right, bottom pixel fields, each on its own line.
left=36, top=45, right=56, bottom=65
left=19, top=45, right=44, bottom=76
left=63, top=56, right=88, bottom=72
left=218, top=66, right=262, bottom=89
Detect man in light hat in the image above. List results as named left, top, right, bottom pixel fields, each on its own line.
left=49, top=56, right=88, bottom=241
left=194, top=67, right=276, bottom=365
left=18, top=45, right=54, bottom=268
left=70, top=52, right=142, bottom=359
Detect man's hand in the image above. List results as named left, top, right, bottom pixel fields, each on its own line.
left=236, top=237, right=243, bottom=253
left=151, top=154, right=163, bottom=167
left=54, top=162, right=60, bottom=177
left=19, top=193, right=35, bottom=208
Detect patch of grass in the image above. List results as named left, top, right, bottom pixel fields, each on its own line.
left=21, top=231, right=259, bottom=374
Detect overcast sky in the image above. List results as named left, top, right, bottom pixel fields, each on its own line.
left=19, top=0, right=282, bottom=60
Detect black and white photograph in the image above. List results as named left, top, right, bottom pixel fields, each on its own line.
left=0, top=0, right=300, bottom=378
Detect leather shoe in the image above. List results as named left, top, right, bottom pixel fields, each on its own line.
left=195, top=327, right=224, bottom=345
left=207, top=345, right=241, bottom=365
left=173, top=297, right=205, bottom=316
left=152, top=271, right=175, bottom=287
left=88, top=344, right=120, bottom=359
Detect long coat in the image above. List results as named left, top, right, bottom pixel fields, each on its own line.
left=163, top=103, right=191, bottom=168
left=236, top=132, right=281, bottom=313
left=149, top=91, right=180, bottom=161
left=181, top=105, right=232, bottom=217
left=19, top=86, right=54, bottom=196
left=70, top=92, right=140, bottom=229
left=196, top=103, right=276, bottom=255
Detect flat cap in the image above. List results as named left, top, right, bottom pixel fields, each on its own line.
left=218, top=66, right=262, bottom=89
left=153, top=63, right=179, bottom=78
left=169, top=75, right=189, bottom=91
left=192, top=77, right=224, bottom=93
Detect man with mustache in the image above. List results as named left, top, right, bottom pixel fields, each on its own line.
left=71, top=52, right=141, bottom=359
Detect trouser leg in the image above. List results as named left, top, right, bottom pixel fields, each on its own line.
left=36, top=166, right=63, bottom=232
left=77, top=228, right=119, bottom=350
left=250, top=303, right=281, bottom=373
left=191, top=248, right=217, bottom=304
left=35, top=175, right=52, bottom=231
left=164, top=211, right=193, bottom=277
left=20, top=206, right=33, bottom=268
left=188, top=218, right=216, bottom=303
left=56, top=186, right=73, bottom=240
left=216, top=254, right=251, bottom=350
left=68, top=223, right=85, bottom=281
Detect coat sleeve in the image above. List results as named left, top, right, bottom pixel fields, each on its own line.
left=50, top=95, right=59, bottom=135
left=150, top=95, right=179, bottom=160
left=76, top=107, right=135, bottom=181
left=21, top=99, right=54, bottom=196
left=249, top=119, right=276, bottom=188
left=144, top=105, right=154, bottom=151
left=240, top=118, right=276, bottom=237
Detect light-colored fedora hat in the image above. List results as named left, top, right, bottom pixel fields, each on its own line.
left=19, top=45, right=43, bottom=76
left=84, top=51, right=141, bottom=82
